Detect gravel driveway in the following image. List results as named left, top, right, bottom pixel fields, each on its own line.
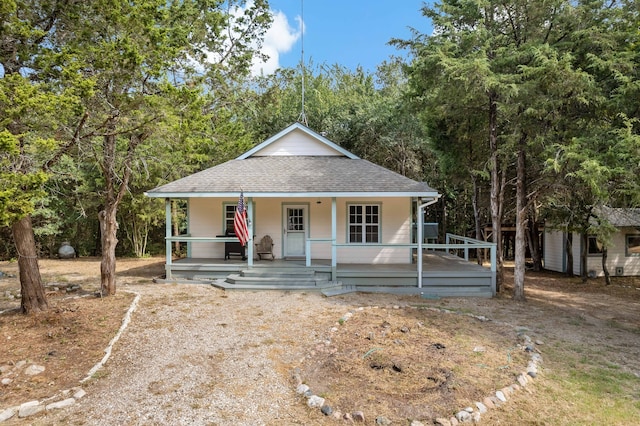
left=32, top=284, right=349, bottom=425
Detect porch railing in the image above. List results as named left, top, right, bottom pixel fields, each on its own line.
left=165, top=235, right=239, bottom=266
left=306, top=233, right=497, bottom=294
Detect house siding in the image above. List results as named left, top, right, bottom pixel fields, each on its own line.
left=543, top=230, right=565, bottom=273
left=544, top=227, right=640, bottom=277
left=189, top=198, right=230, bottom=258
left=336, top=197, right=411, bottom=264
left=586, top=227, right=640, bottom=276
left=252, top=131, right=343, bottom=156
left=543, top=230, right=581, bottom=274
left=187, top=197, right=413, bottom=264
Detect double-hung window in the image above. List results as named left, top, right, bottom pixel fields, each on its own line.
left=348, top=204, right=380, bottom=243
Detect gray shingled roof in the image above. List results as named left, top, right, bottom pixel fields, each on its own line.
left=146, top=156, right=437, bottom=196
left=594, top=206, right=640, bottom=227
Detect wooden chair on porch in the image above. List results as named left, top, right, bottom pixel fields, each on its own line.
left=255, top=235, right=275, bottom=260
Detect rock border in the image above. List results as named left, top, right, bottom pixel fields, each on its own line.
left=0, top=290, right=140, bottom=423
left=292, top=304, right=543, bottom=424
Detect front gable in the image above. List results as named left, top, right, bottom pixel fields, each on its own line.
left=238, top=123, right=358, bottom=159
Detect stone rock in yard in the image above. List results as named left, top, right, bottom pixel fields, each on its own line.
left=24, top=364, right=45, bottom=376
left=296, top=383, right=309, bottom=395
left=320, top=405, right=333, bottom=416
left=18, top=401, right=44, bottom=418
left=517, top=373, right=529, bottom=387
left=353, top=411, right=366, bottom=422
left=45, top=398, right=76, bottom=411
left=73, top=388, right=87, bottom=399
left=0, top=407, right=17, bottom=422
left=455, top=410, right=472, bottom=423
left=2, top=378, right=12, bottom=385
left=307, top=395, right=325, bottom=408
left=376, top=416, right=392, bottom=425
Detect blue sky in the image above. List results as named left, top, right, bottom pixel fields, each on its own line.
left=251, top=1, right=433, bottom=75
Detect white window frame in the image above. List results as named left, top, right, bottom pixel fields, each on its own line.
left=347, top=203, right=380, bottom=244
left=223, top=203, right=237, bottom=235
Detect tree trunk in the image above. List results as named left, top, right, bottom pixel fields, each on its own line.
left=602, top=247, right=611, bottom=285
left=527, top=217, right=542, bottom=272
left=12, top=215, right=48, bottom=314
left=580, top=232, right=588, bottom=283
left=566, top=232, right=574, bottom=276
left=98, top=207, right=118, bottom=295
left=513, top=138, right=527, bottom=301
left=472, top=174, right=484, bottom=265
left=488, top=92, right=503, bottom=291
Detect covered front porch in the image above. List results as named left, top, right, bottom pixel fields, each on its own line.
left=160, top=235, right=497, bottom=297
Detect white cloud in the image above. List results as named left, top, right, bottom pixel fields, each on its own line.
left=251, top=10, right=303, bottom=76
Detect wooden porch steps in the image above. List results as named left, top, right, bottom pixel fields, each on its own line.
left=215, top=269, right=341, bottom=292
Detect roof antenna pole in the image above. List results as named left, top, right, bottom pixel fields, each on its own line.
left=297, top=0, right=308, bottom=127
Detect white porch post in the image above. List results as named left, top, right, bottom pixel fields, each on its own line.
left=165, top=198, right=172, bottom=279
left=417, top=198, right=440, bottom=288
left=247, top=197, right=254, bottom=267
left=417, top=199, right=424, bottom=288
left=331, top=197, right=337, bottom=281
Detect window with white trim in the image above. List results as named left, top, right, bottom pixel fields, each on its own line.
left=348, top=204, right=380, bottom=243
left=224, top=204, right=236, bottom=235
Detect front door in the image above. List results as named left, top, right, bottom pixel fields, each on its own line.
left=283, top=205, right=307, bottom=258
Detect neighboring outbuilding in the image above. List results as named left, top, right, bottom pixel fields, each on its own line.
left=544, top=206, right=640, bottom=277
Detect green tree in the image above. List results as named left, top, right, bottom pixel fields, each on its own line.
left=398, top=0, right=638, bottom=300
left=74, top=0, right=271, bottom=295
left=0, top=0, right=90, bottom=312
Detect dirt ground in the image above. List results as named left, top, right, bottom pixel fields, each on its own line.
left=1, top=257, right=639, bottom=424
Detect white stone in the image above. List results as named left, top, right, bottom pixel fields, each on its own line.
left=455, top=410, right=472, bottom=423
left=1, top=378, right=12, bottom=385
left=410, top=421, right=426, bottom=426
left=14, top=360, right=26, bottom=369
left=296, top=384, right=310, bottom=395
left=517, top=373, right=529, bottom=387
left=46, top=398, right=76, bottom=411
left=0, top=365, right=11, bottom=373
left=0, top=407, right=16, bottom=422
left=307, top=395, right=325, bottom=408
left=73, top=388, right=87, bottom=399
left=475, top=401, right=488, bottom=413
left=473, top=346, right=486, bottom=352
left=24, top=364, right=46, bottom=375
left=18, top=400, right=44, bottom=418
left=496, top=390, right=507, bottom=402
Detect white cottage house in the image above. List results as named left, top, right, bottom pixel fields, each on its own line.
left=145, top=123, right=496, bottom=296
left=544, top=207, right=640, bottom=277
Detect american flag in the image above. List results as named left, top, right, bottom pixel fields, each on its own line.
left=234, top=191, right=250, bottom=246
